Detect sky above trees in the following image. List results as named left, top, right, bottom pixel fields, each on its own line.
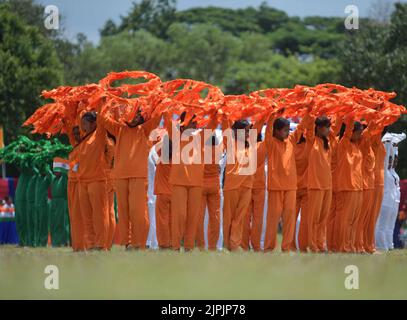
left=35, top=0, right=406, bottom=43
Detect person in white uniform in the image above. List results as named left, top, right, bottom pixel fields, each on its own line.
left=385, top=133, right=405, bottom=250
left=375, top=132, right=406, bottom=251
left=146, top=146, right=159, bottom=249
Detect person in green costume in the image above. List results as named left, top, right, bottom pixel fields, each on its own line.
left=49, top=166, right=70, bottom=247
left=14, top=167, right=31, bottom=246
left=26, top=171, right=39, bottom=247
left=0, top=136, right=72, bottom=247
left=35, top=171, right=51, bottom=247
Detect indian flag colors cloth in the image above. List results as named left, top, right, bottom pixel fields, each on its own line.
left=53, top=157, right=70, bottom=174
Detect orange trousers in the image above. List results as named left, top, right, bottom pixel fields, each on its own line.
left=223, top=187, right=251, bottom=251
left=291, top=188, right=308, bottom=252
left=307, top=189, right=332, bottom=252
left=106, top=180, right=116, bottom=250
left=171, top=185, right=202, bottom=250
left=333, top=190, right=363, bottom=253
left=155, top=193, right=172, bottom=248
left=115, top=178, right=149, bottom=249
left=242, top=188, right=265, bottom=251
left=354, top=189, right=375, bottom=253
left=326, top=192, right=338, bottom=252
left=67, top=180, right=85, bottom=251
left=78, top=180, right=110, bottom=250
left=365, top=185, right=384, bottom=253
left=196, top=186, right=220, bottom=251
left=264, top=190, right=296, bottom=252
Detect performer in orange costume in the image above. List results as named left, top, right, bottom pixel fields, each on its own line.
left=166, top=112, right=218, bottom=251
left=242, top=123, right=266, bottom=252
left=100, top=108, right=161, bottom=250
left=196, top=136, right=222, bottom=251
left=67, top=126, right=86, bottom=251
left=333, top=115, right=364, bottom=253
left=264, top=111, right=308, bottom=252
left=222, top=119, right=254, bottom=251
left=154, top=135, right=173, bottom=249
left=77, top=111, right=111, bottom=250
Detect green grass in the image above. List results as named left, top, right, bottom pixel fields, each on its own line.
left=1, top=245, right=406, bottom=299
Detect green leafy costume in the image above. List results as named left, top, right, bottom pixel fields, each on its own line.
left=49, top=172, right=70, bottom=246
left=0, top=136, right=71, bottom=247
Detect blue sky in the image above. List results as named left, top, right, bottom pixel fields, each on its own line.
left=35, top=0, right=405, bottom=43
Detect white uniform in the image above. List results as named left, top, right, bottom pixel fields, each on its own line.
left=387, top=164, right=400, bottom=250
left=375, top=133, right=405, bottom=251
left=146, top=147, right=159, bottom=249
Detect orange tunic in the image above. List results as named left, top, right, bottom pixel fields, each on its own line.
left=372, top=135, right=386, bottom=187
left=331, top=136, right=340, bottom=192
left=203, top=144, right=223, bottom=188
left=223, top=147, right=254, bottom=191
left=100, top=113, right=161, bottom=180
left=68, top=146, right=80, bottom=182
left=336, top=119, right=363, bottom=191
left=306, top=135, right=332, bottom=190
left=166, top=116, right=218, bottom=187
left=252, top=141, right=267, bottom=190
left=154, top=163, right=172, bottom=195
left=266, top=116, right=307, bottom=191
left=360, top=132, right=375, bottom=190
left=169, top=132, right=205, bottom=187
left=294, top=140, right=308, bottom=190
left=77, top=128, right=109, bottom=182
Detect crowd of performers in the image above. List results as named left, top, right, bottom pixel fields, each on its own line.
left=20, top=71, right=406, bottom=253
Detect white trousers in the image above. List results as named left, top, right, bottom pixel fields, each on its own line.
left=375, top=203, right=398, bottom=251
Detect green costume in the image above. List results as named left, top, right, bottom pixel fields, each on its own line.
left=0, top=136, right=72, bottom=247
left=34, top=172, right=51, bottom=247
left=26, top=172, right=38, bottom=247
left=14, top=168, right=31, bottom=246
left=49, top=172, right=70, bottom=246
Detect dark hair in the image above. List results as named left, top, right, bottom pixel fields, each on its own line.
left=257, top=132, right=263, bottom=142
left=180, top=111, right=196, bottom=124
left=211, top=135, right=219, bottom=146
left=339, top=121, right=363, bottom=139
left=353, top=121, right=363, bottom=132
left=315, top=116, right=331, bottom=129
left=273, top=117, right=290, bottom=136
left=232, top=120, right=250, bottom=148
left=315, top=116, right=331, bottom=150
left=232, top=119, right=250, bottom=130
left=339, top=123, right=346, bottom=139
left=82, top=111, right=97, bottom=123
left=297, top=133, right=306, bottom=144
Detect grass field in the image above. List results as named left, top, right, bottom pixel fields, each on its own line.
left=1, top=245, right=406, bottom=300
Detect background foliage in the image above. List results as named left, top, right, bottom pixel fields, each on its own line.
left=0, top=0, right=406, bottom=177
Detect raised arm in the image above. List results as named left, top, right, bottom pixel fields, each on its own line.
left=290, top=111, right=313, bottom=144
left=163, top=112, right=174, bottom=140
left=342, top=114, right=355, bottom=142
left=252, top=112, right=268, bottom=135
left=220, top=115, right=232, bottom=151
left=99, top=107, right=122, bottom=137
left=142, top=115, right=162, bottom=137
left=264, top=111, right=276, bottom=149
left=62, top=119, right=77, bottom=146
left=331, top=115, right=343, bottom=137
left=303, top=112, right=316, bottom=144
